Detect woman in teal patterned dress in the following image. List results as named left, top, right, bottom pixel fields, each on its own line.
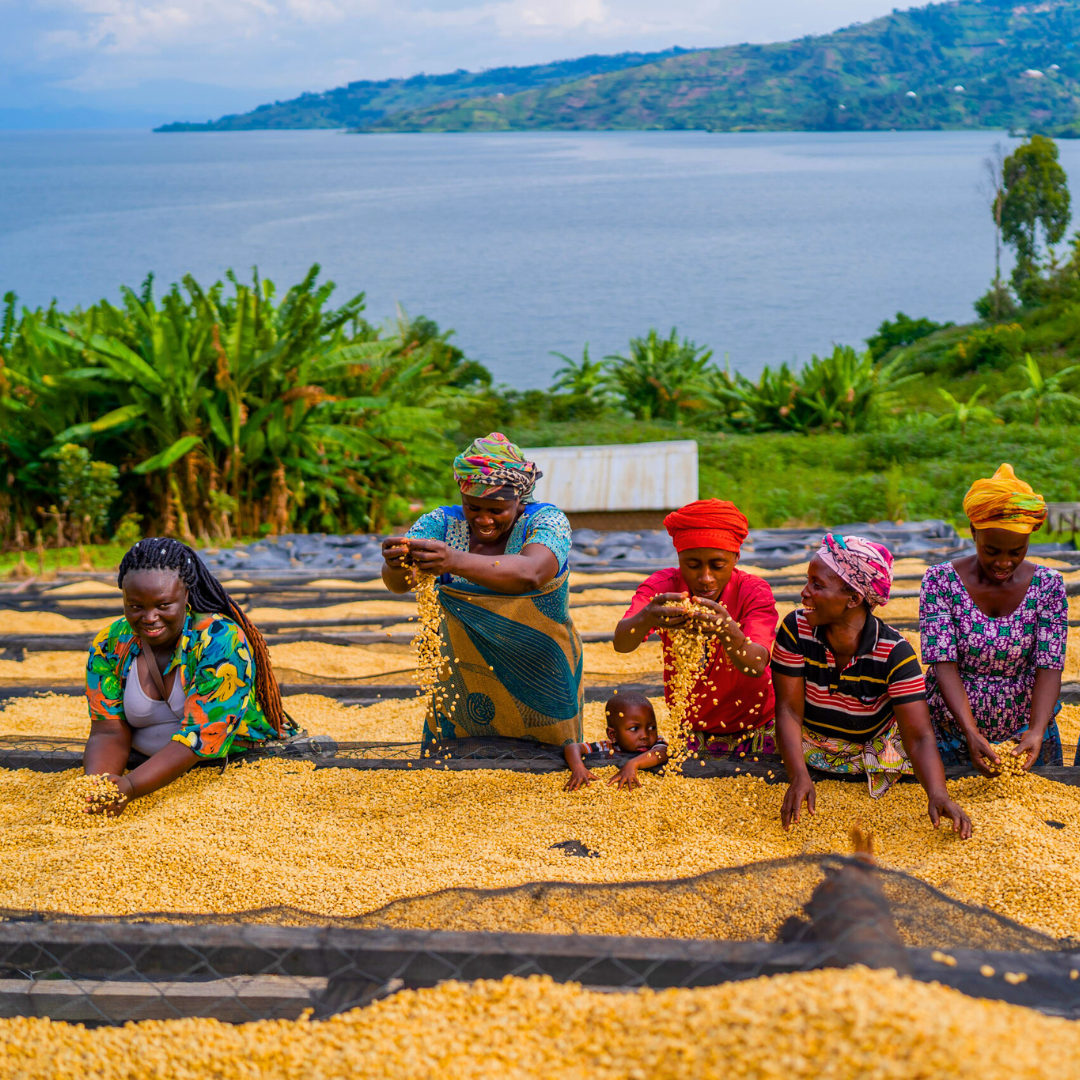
left=381, top=433, right=582, bottom=746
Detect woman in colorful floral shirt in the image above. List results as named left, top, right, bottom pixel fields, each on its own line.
left=84, top=538, right=295, bottom=815
left=920, top=464, right=1067, bottom=772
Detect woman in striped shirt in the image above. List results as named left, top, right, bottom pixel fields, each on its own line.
left=772, top=534, right=970, bottom=838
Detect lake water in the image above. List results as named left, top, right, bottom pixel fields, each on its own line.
left=2, top=129, right=1077, bottom=388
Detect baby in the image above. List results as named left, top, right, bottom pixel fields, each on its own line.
left=563, top=691, right=669, bottom=792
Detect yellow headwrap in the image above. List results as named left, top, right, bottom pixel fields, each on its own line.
left=962, top=463, right=1046, bottom=534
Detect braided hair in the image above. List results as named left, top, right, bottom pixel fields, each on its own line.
left=118, top=538, right=287, bottom=736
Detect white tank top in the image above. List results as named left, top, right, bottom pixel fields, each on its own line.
left=123, top=658, right=186, bottom=756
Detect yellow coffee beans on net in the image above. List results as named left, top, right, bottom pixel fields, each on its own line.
left=988, top=742, right=1028, bottom=781
left=4, top=761, right=1080, bottom=939
left=0, top=969, right=1077, bottom=1080
left=50, top=773, right=125, bottom=828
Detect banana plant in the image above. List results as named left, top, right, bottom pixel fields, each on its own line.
left=729, top=362, right=811, bottom=432
left=996, top=353, right=1080, bottom=426
left=934, top=386, right=1001, bottom=434
left=0, top=295, right=123, bottom=535
left=606, top=328, right=714, bottom=421
left=0, top=266, right=479, bottom=542
left=798, top=347, right=917, bottom=434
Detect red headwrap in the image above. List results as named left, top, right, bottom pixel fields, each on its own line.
left=664, top=499, right=749, bottom=554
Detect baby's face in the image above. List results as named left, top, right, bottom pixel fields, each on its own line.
left=606, top=705, right=659, bottom=752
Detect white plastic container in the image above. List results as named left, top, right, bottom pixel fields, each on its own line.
left=521, top=440, right=698, bottom=513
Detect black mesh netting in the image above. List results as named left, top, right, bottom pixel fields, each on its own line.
left=4, top=735, right=1079, bottom=781
left=2, top=855, right=1078, bottom=1025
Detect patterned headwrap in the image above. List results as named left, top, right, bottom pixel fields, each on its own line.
left=962, top=463, right=1046, bottom=534
left=453, top=432, right=541, bottom=502
left=664, top=499, right=749, bottom=554
left=816, top=534, right=894, bottom=609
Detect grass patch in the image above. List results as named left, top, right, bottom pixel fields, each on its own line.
left=506, top=420, right=1080, bottom=532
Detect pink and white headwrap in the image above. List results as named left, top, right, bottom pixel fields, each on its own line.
left=816, top=534, right=894, bottom=609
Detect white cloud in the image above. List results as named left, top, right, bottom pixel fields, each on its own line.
left=505, top=0, right=607, bottom=31
left=5, top=0, right=901, bottom=104
left=415, top=0, right=610, bottom=35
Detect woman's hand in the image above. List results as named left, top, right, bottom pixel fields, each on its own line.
left=640, top=592, right=693, bottom=632
left=86, top=774, right=132, bottom=817
left=684, top=596, right=768, bottom=676
left=965, top=729, right=1002, bottom=776
left=607, top=761, right=642, bottom=791
left=381, top=536, right=412, bottom=569
left=926, top=791, right=972, bottom=839
left=564, top=767, right=598, bottom=792
left=685, top=597, right=741, bottom=638
left=405, top=539, right=459, bottom=577
left=1012, top=728, right=1044, bottom=771
left=613, top=595, right=687, bottom=653
left=781, top=775, right=816, bottom=829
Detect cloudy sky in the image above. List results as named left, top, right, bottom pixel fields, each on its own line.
left=2, top=0, right=900, bottom=125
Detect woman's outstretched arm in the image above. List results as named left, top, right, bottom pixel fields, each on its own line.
left=1015, top=666, right=1062, bottom=768
left=407, top=540, right=558, bottom=594
left=116, top=742, right=200, bottom=803
left=613, top=593, right=691, bottom=653
left=83, top=720, right=198, bottom=817
left=84, top=717, right=133, bottom=777
left=931, top=662, right=1001, bottom=775
left=773, top=671, right=815, bottom=830
left=894, top=699, right=971, bottom=839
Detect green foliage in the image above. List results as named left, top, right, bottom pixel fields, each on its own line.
left=503, top=419, right=1080, bottom=529
left=605, top=329, right=714, bottom=422
left=947, top=322, right=1025, bottom=374
left=156, top=49, right=691, bottom=132
left=799, top=347, right=914, bottom=434
left=1002, top=135, right=1072, bottom=300
left=996, top=353, right=1080, bottom=426
left=547, top=346, right=611, bottom=419
left=113, top=512, right=143, bottom=549
left=726, top=363, right=805, bottom=432
left=11, top=228, right=1080, bottom=550
left=55, top=443, right=120, bottom=544
left=498, top=337, right=918, bottom=437
left=866, top=312, right=953, bottom=360
left=363, top=1, right=1080, bottom=134
left=724, top=347, right=911, bottom=435
left=973, top=282, right=1018, bottom=321
left=933, top=386, right=1000, bottom=435
left=0, top=268, right=486, bottom=545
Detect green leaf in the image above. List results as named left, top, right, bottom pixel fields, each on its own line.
left=83, top=334, right=165, bottom=391
left=54, top=404, right=145, bottom=443
left=35, top=326, right=83, bottom=351
left=60, top=368, right=127, bottom=382
left=245, top=429, right=267, bottom=461
left=132, top=435, right=202, bottom=474
left=240, top=403, right=278, bottom=449
left=204, top=401, right=231, bottom=446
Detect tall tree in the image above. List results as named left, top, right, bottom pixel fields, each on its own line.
left=1001, top=135, right=1071, bottom=302
left=980, top=143, right=1008, bottom=319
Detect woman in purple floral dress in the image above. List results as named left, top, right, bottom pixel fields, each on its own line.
left=920, top=464, right=1067, bottom=771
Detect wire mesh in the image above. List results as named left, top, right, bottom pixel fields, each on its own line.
left=1, top=856, right=1077, bottom=1025
left=2, top=733, right=1078, bottom=780
left=2, top=733, right=1080, bottom=780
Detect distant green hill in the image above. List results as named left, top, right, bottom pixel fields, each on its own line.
left=362, top=0, right=1080, bottom=133
left=154, top=48, right=692, bottom=131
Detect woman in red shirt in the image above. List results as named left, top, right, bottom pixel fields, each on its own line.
left=614, top=499, right=778, bottom=757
